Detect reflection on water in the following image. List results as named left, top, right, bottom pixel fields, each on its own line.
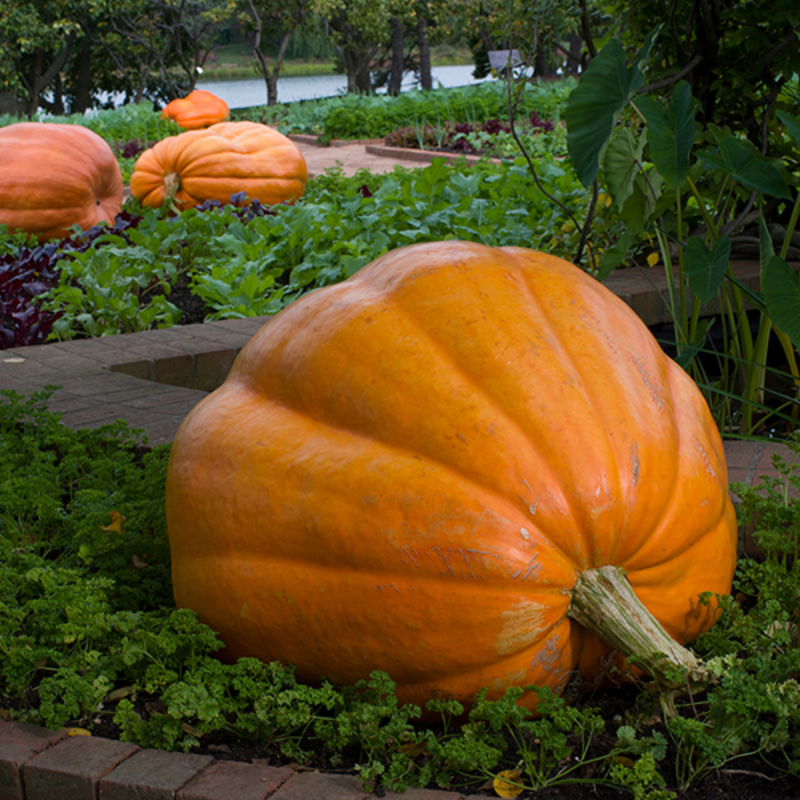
left=197, top=64, right=494, bottom=109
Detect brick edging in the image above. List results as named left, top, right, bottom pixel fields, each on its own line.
left=0, top=720, right=465, bottom=800
left=365, top=144, right=503, bottom=167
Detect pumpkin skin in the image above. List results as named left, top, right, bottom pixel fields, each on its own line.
left=161, top=90, right=230, bottom=130
left=0, top=123, right=123, bottom=242
left=165, top=241, right=737, bottom=712
left=130, top=122, right=308, bottom=210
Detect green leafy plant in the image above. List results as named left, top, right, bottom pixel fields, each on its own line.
left=22, top=156, right=588, bottom=339
left=564, top=33, right=800, bottom=437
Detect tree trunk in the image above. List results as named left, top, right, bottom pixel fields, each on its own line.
left=417, top=12, right=432, bottom=91
left=388, top=17, right=404, bottom=96
left=337, top=43, right=375, bottom=94
left=567, top=33, right=581, bottom=74
left=74, top=39, right=93, bottom=114
left=52, top=73, right=65, bottom=115
left=534, top=46, right=555, bottom=78
left=354, top=57, right=372, bottom=93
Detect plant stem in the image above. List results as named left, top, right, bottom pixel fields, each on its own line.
left=163, top=172, right=181, bottom=201
left=779, top=191, right=800, bottom=260
left=568, top=565, right=708, bottom=688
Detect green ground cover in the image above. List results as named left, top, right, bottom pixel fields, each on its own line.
left=1, top=389, right=799, bottom=797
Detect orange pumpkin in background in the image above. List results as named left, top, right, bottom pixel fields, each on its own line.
left=161, top=90, right=230, bottom=130
left=0, top=123, right=123, bottom=242
left=165, top=241, right=737, bottom=713
left=130, top=122, right=308, bottom=210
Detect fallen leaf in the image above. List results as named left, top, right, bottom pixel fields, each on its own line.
left=493, top=768, right=524, bottom=798
left=647, top=251, right=659, bottom=267
left=102, top=510, right=126, bottom=533
left=65, top=728, right=92, bottom=737
left=105, top=686, right=133, bottom=702
left=398, top=742, right=429, bottom=757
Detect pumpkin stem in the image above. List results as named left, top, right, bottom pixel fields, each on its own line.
left=568, top=565, right=708, bottom=690
left=163, top=172, right=181, bottom=202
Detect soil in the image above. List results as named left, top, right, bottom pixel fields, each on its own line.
left=167, top=273, right=214, bottom=326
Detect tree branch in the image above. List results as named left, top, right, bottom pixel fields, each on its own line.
left=38, top=33, right=77, bottom=92
left=554, top=43, right=582, bottom=68
left=637, top=54, right=703, bottom=94
left=669, top=0, right=691, bottom=59
left=762, top=26, right=800, bottom=70
left=579, top=0, right=596, bottom=59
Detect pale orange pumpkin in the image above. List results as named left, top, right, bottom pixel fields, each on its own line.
left=165, top=241, right=737, bottom=712
left=161, top=90, right=230, bottom=130
left=130, top=122, right=308, bottom=210
left=0, top=123, right=123, bottom=241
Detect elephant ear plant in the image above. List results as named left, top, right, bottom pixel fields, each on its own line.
left=564, top=32, right=800, bottom=438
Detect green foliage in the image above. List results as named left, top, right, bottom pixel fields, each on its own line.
left=0, top=101, right=183, bottom=156
left=602, top=0, right=800, bottom=149
left=31, top=155, right=590, bottom=339
left=3, top=379, right=800, bottom=795
left=565, top=29, right=659, bottom=188
left=241, top=79, right=575, bottom=143
left=567, top=29, right=800, bottom=435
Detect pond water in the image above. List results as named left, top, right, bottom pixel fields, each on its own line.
left=196, top=64, right=494, bottom=109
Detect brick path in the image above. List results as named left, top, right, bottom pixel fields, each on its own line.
left=0, top=259, right=791, bottom=478
left=1, top=142, right=796, bottom=800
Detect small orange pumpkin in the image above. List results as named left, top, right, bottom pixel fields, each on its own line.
left=0, top=123, right=123, bottom=242
left=130, top=122, right=308, bottom=210
left=166, top=241, right=737, bottom=712
left=161, top=90, right=230, bottom=130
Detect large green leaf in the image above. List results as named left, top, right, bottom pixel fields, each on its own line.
left=597, top=230, right=632, bottom=281
left=696, top=134, right=792, bottom=199
left=619, top=169, right=663, bottom=235
left=635, top=81, right=696, bottom=188
left=565, top=28, right=660, bottom=189
left=776, top=110, right=800, bottom=149
left=603, top=127, right=647, bottom=210
left=684, top=234, right=731, bottom=305
left=763, top=256, right=800, bottom=350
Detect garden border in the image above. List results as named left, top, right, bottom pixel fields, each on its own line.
left=1, top=263, right=795, bottom=800
left=0, top=719, right=466, bottom=800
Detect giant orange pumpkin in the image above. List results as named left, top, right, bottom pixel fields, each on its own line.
left=0, top=123, right=123, bottom=241
left=161, top=90, right=230, bottom=130
left=130, top=122, right=307, bottom=210
left=166, top=241, right=737, bottom=712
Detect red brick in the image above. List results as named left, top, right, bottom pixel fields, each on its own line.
left=153, top=354, right=195, bottom=389
left=382, top=788, right=467, bottom=800
left=755, top=441, right=796, bottom=482
left=722, top=440, right=761, bottom=472
left=109, top=360, right=156, bottom=382
left=23, top=735, right=139, bottom=800
left=99, top=749, right=213, bottom=800
left=270, top=771, right=369, bottom=800
left=195, top=349, right=236, bottom=392
left=123, top=390, right=203, bottom=410
left=177, top=761, right=293, bottom=800
left=0, top=722, right=68, bottom=800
